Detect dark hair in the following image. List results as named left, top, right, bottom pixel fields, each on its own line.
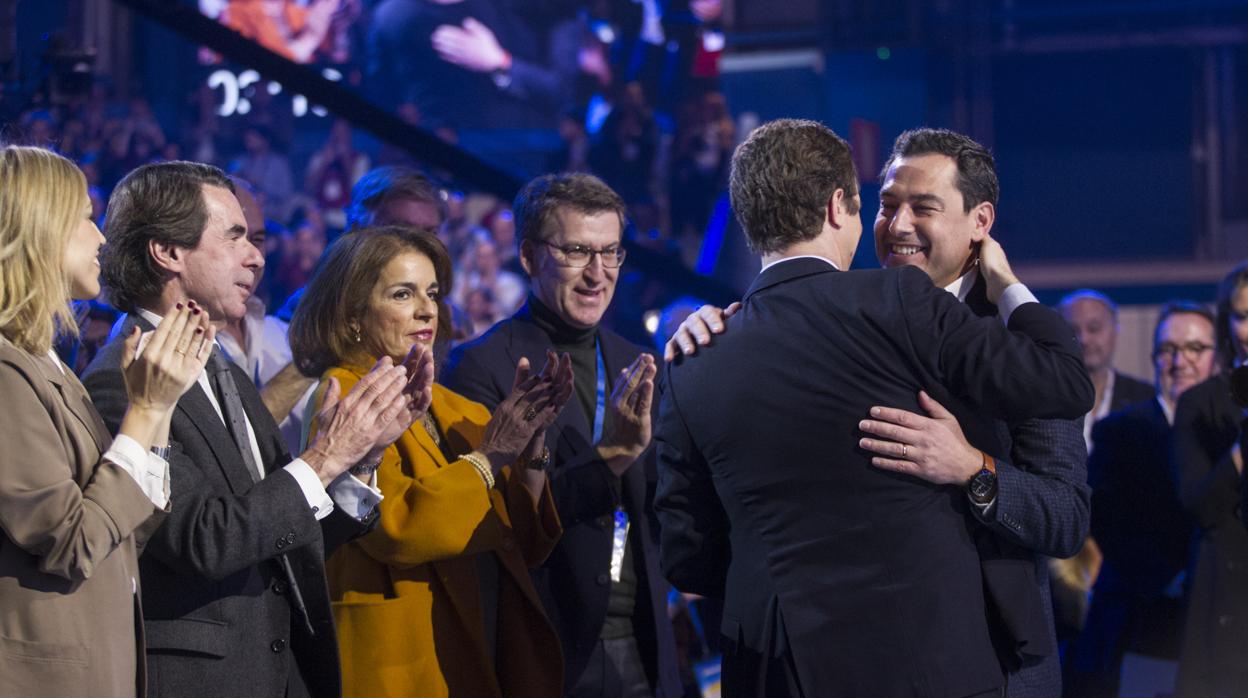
left=1154, top=300, right=1216, bottom=352
left=1214, top=260, right=1248, bottom=372
left=101, top=161, right=234, bottom=313
left=882, top=128, right=998, bottom=212
left=289, top=225, right=454, bottom=377
left=728, top=119, right=859, bottom=254
left=512, top=172, right=626, bottom=252
left=345, top=166, right=444, bottom=230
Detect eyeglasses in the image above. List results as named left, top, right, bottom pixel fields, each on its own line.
left=538, top=240, right=627, bottom=269
left=1153, top=342, right=1214, bottom=362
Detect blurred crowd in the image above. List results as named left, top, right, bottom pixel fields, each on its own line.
left=8, top=0, right=736, bottom=347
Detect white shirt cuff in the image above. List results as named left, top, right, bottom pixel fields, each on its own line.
left=283, top=459, right=335, bottom=521
left=997, top=282, right=1038, bottom=325
left=105, top=434, right=170, bottom=510
left=328, top=471, right=383, bottom=522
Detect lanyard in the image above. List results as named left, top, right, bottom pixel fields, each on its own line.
left=592, top=339, right=607, bottom=443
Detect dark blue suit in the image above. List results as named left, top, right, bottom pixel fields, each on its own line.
left=961, top=277, right=1091, bottom=697
left=655, top=259, right=1093, bottom=697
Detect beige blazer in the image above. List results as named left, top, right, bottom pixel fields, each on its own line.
left=0, top=337, right=166, bottom=697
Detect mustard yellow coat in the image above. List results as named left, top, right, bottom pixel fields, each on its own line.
left=315, top=363, right=564, bottom=698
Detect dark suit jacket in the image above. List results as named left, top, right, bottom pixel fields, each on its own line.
left=443, top=305, right=682, bottom=697
left=1173, top=374, right=1248, bottom=697
left=1066, top=398, right=1189, bottom=693
left=81, top=313, right=373, bottom=698
left=1111, top=371, right=1156, bottom=413
left=960, top=276, right=1090, bottom=697
left=655, top=259, right=1093, bottom=697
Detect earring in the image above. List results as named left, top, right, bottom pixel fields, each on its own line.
left=350, top=325, right=362, bottom=343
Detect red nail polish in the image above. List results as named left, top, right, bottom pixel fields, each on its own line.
left=175, top=302, right=183, bottom=310
left=192, top=308, right=200, bottom=315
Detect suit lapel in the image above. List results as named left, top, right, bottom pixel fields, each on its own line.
left=177, top=382, right=258, bottom=495
left=34, top=353, right=113, bottom=455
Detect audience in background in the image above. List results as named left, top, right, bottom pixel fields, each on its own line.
left=1067, top=301, right=1215, bottom=696
left=1058, top=289, right=1156, bottom=452
left=1172, top=263, right=1248, bottom=696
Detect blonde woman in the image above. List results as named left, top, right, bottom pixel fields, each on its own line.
left=0, top=146, right=213, bottom=696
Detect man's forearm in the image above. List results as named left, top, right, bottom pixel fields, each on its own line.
left=261, top=362, right=317, bottom=423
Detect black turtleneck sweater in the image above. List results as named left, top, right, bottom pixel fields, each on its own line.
left=529, top=295, right=599, bottom=426
left=528, top=295, right=638, bottom=640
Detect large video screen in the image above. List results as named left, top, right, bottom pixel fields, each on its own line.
left=197, top=0, right=595, bottom=133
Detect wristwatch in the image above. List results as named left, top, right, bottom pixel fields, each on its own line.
left=967, top=451, right=997, bottom=505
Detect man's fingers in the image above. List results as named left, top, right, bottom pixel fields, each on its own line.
left=870, top=456, right=919, bottom=475
left=512, top=356, right=532, bottom=392
left=632, top=378, right=654, bottom=415
left=663, top=339, right=678, bottom=362
left=687, top=315, right=715, bottom=345
left=723, top=301, right=742, bottom=318
left=694, top=305, right=727, bottom=333
left=121, top=325, right=141, bottom=371
left=866, top=405, right=928, bottom=429
left=343, top=357, right=398, bottom=413
left=318, top=377, right=342, bottom=418
left=858, top=436, right=912, bottom=460
left=858, top=418, right=921, bottom=444
left=917, top=391, right=955, bottom=420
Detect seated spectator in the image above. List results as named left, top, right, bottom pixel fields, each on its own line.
left=304, top=119, right=371, bottom=230
left=289, top=225, right=571, bottom=697
left=452, top=232, right=527, bottom=321
left=229, top=124, right=295, bottom=221
left=1067, top=301, right=1216, bottom=697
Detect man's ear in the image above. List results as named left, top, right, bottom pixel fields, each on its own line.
left=969, top=201, right=995, bottom=242
left=148, top=239, right=185, bottom=274
left=518, top=239, right=535, bottom=277
left=826, top=188, right=849, bottom=229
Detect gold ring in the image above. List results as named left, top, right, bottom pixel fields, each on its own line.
left=523, top=406, right=539, bottom=422
left=901, top=444, right=907, bottom=458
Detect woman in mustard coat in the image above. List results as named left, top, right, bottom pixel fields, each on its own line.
left=290, top=225, right=572, bottom=697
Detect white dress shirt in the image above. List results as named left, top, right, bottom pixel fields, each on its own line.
left=136, top=309, right=381, bottom=521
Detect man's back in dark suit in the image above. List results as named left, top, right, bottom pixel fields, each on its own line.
left=656, top=259, right=1093, bottom=697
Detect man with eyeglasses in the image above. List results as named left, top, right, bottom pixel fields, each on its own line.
left=1067, top=301, right=1216, bottom=696
left=444, top=173, right=681, bottom=698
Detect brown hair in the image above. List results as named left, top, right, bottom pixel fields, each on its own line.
left=345, top=166, right=445, bottom=230
left=728, top=119, right=859, bottom=254
left=101, top=160, right=234, bottom=313
left=289, top=225, right=454, bottom=377
left=512, top=172, right=626, bottom=252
